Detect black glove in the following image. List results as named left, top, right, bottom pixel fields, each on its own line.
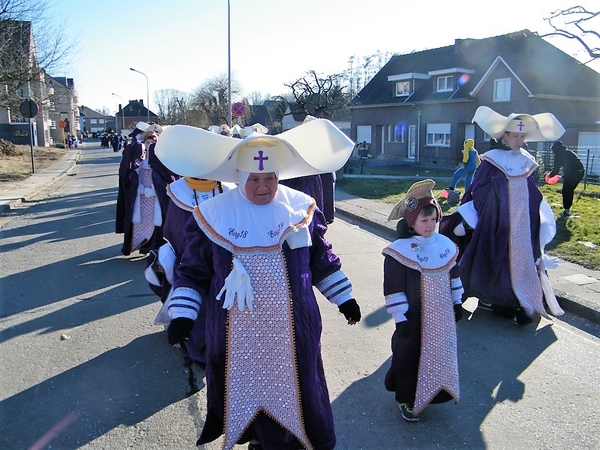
left=338, top=299, right=361, bottom=323
left=168, top=317, right=194, bottom=346
left=395, top=321, right=409, bottom=339
left=454, top=304, right=464, bottom=323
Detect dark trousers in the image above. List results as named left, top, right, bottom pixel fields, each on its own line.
left=562, top=171, right=584, bottom=210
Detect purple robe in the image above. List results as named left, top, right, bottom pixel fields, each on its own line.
left=439, top=156, right=543, bottom=310
left=116, top=142, right=177, bottom=256
left=174, top=197, right=340, bottom=449
left=280, top=175, right=325, bottom=214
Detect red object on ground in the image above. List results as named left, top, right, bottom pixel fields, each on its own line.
left=545, top=173, right=561, bottom=185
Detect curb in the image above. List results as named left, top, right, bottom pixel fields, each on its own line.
left=0, top=150, right=81, bottom=214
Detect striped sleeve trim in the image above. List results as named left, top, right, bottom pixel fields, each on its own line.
left=385, top=292, right=409, bottom=323
left=451, top=277, right=464, bottom=304
left=315, top=270, right=353, bottom=306
left=168, top=287, right=202, bottom=321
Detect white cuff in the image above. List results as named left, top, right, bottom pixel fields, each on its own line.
left=316, top=270, right=353, bottom=306
left=385, top=292, right=409, bottom=323
left=168, top=287, right=202, bottom=321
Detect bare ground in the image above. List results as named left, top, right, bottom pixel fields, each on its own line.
left=0, top=145, right=69, bottom=182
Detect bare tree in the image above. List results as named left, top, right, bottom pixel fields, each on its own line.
left=188, top=74, right=241, bottom=126
left=0, top=0, right=74, bottom=110
left=541, top=6, right=600, bottom=63
left=344, top=50, right=393, bottom=97
left=154, top=89, right=190, bottom=125
left=285, top=70, right=350, bottom=120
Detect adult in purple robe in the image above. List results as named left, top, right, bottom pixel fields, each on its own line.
left=167, top=169, right=361, bottom=449
left=150, top=120, right=358, bottom=449
left=116, top=130, right=178, bottom=256
left=439, top=106, right=565, bottom=325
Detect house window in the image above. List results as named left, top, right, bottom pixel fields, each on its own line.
left=386, top=123, right=406, bottom=143
left=426, top=123, right=451, bottom=147
left=436, top=76, right=453, bottom=92
left=395, top=81, right=411, bottom=97
left=493, top=78, right=511, bottom=101
left=356, top=125, right=371, bottom=145
left=90, top=119, right=97, bottom=124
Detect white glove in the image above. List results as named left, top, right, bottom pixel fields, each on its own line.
left=217, top=258, right=254, bottom=311
left=541, top=254, right=559, bottom=270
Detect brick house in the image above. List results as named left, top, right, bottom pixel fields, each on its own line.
left=115, top=99, right=158, bottom=133
left=349, top=30, right=600, bottom=173
left=0, top=20, right=79, bottom=147
left=78, top=105, right=113, bottom=136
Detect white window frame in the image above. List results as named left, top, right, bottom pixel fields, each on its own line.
left=436, top=75, right=453, bottom=92
left=493, top=78, right=511, bottom=101
left=395, top=81, right=411, bottom=97
left=426, top=123, right=451, bottom=147
left=386, top=123, right=406, bottom=143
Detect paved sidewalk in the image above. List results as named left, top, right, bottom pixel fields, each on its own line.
left=0, top=147, right=82, bottom=213
left=0, top=151, right=598, bottom=324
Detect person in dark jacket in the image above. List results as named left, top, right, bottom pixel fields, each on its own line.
left=548, top=141, right=585, bottom=216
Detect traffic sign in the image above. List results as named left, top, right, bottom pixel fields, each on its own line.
left=232, top=102, right=247, bottom=117
left=19, top=99, right=39, bottom=118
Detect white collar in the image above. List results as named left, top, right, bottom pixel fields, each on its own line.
left=383, top=234, right=458, bottom=272
left=195, top=185, right=315, bottom=252
left=482, top=148, right=538, bottom=177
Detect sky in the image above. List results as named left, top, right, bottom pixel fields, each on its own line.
left=42, top=0, right=599, bottom=115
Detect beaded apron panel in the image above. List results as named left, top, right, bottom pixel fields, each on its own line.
left=507, top=177, right=547, bottom=318
left=132, top=168, right=154, bottom=252
left=414, top=272, right=459, bottom=415
left=222, top=251, right=312, bottom=450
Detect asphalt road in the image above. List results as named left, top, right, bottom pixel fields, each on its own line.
left=1, top=145, right=599, bottom=450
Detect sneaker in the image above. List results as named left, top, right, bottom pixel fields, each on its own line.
left=562, top=209, right=571, bottom=216
left=513, top=307, right=533, bottom=326
left=398, top=403, right=420, bottom=422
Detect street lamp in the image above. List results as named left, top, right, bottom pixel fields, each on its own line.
left=129, top=67, right=150, bottom=123
left=111, top=92, right=125, bottom=131
left=227, top=0, right=232, bottom=128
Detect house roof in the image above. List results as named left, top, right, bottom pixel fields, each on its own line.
left=122, top=99, right=157, bottom=118
left=350, top=29, right=600, bottom=108
left=79, top=105, right=108, bottom=118
left=243, top=104, right=273, bottom=128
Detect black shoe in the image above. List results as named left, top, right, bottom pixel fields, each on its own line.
left=477, top=299, right=493, bottom=311
left=513, top=308, right=533, bottom=326
left=248, top=442, right=263, bottom=450
left=398, top=403, right=420, bottom=422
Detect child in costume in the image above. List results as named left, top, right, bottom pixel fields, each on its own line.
left=382, top=179, right=463, bottom=422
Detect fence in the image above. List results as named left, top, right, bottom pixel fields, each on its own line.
left=535, top=146, right=600, bottom=188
